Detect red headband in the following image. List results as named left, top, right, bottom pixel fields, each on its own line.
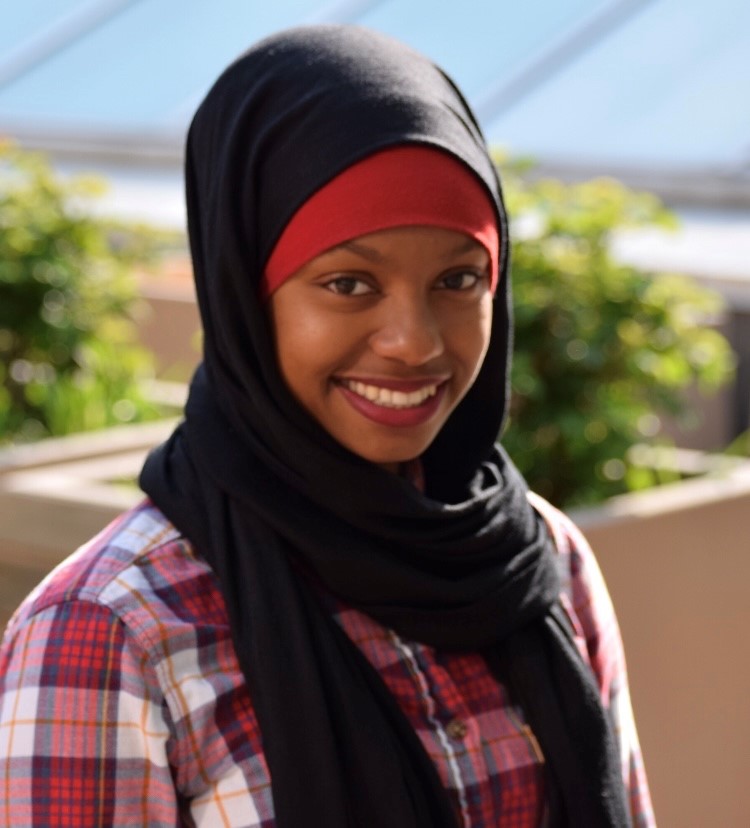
left=262, top=145, right=499, bottom=296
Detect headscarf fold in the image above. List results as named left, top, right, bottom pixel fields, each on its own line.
left=141, top=24, right=630, bottom=827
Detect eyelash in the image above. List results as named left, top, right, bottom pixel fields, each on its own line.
left=437, top=270, right=483, bottom=291
left=324, top=276, right=374, bottom=296
left=323, top=270, right=485, bottom=296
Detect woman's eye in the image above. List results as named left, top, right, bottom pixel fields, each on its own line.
left=324, top=276, right=374, bottom=296
left=438, top=271, right=482, bottom=291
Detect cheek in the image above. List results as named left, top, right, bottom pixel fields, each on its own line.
left=451, top=301, right=493, bottom=377
left=478, top=304, right=494, bottom=364
left=270, top=303, right=347, bottom=401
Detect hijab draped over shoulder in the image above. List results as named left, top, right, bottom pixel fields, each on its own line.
left=141, top=24, right=630, bottom=828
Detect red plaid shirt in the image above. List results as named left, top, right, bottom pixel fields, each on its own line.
left=0, top=498, right=654, bottom=827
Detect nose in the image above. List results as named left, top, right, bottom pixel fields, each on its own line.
left=369, top=295, right=444, bottom=366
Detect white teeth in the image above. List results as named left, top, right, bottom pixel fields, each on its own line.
left=344, top=380, right=438, bottom=408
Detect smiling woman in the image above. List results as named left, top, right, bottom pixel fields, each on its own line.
left=0, top=24, right=654, bottom=828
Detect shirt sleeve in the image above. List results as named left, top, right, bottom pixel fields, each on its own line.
left=0, top=599, right=179, bottom=827
left=529, top=493, right=657, bottom=827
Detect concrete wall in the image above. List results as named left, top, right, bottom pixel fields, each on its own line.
left=0, top=423, right=172, bottom=629
left=573, top=468, right=750, bottom=828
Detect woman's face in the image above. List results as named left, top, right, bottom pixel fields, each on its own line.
left=268, top=226, right=494, bottom=472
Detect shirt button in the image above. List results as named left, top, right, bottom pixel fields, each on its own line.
left=445, top=718, right=468, bottom=740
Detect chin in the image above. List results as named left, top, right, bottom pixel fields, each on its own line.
left=347, top=437, right=435, bottom=472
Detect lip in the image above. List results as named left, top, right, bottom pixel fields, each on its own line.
left=335, top=379, right=449, bottom=427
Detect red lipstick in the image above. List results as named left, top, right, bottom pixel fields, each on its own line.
left=336, top=380, right=448, bottom=427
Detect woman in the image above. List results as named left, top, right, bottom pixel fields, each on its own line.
left=0, top=25, right=654, bottom=827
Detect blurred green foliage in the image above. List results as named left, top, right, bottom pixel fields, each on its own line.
left=499, top=156, right=736, bottom=506
left=725, top=429, right=750, bottom=458
left=0, top=140, right=162, bottom=445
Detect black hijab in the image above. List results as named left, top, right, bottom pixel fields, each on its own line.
left=141, top=24, right=630, bottom=827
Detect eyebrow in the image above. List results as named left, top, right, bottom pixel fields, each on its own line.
left=333, top=235, right=487, bottom=263
left=336, top=240, right=387, bottom=263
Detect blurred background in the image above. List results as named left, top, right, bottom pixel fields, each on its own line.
left=3, top=0, right=749, bottom=442
left=1, top=2, right=749, bottom=825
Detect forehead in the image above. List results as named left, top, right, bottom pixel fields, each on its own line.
left=311, top=226, right=490, bottom=265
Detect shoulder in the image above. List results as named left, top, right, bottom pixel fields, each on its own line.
left=527, top=491, right=609, bottom=596
left=527, top=490, right=600, bottom=590
left=4, top=499, right=227, bottom=642
left=527, top=491, right=623, bottom=699
left=0, top=499, right=235, bottom=707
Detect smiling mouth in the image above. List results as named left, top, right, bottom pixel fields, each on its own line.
left=339, top=379, right=440, bottom=409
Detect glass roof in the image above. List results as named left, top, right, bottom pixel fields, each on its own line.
left=482, top=0, right=750, bottom=168
left=0, top=0, right=330, bottom=131
left=0, top=0, right=747, bottom=173
left=355, top=0, right=605, bottom=101
left=0, top=0, right=83, bottom=57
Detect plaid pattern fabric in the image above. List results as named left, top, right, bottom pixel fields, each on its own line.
left=0, top=499, right=655, bottom=827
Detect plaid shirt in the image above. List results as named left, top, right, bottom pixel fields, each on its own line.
left=0, top=498, right=654, bottom=827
